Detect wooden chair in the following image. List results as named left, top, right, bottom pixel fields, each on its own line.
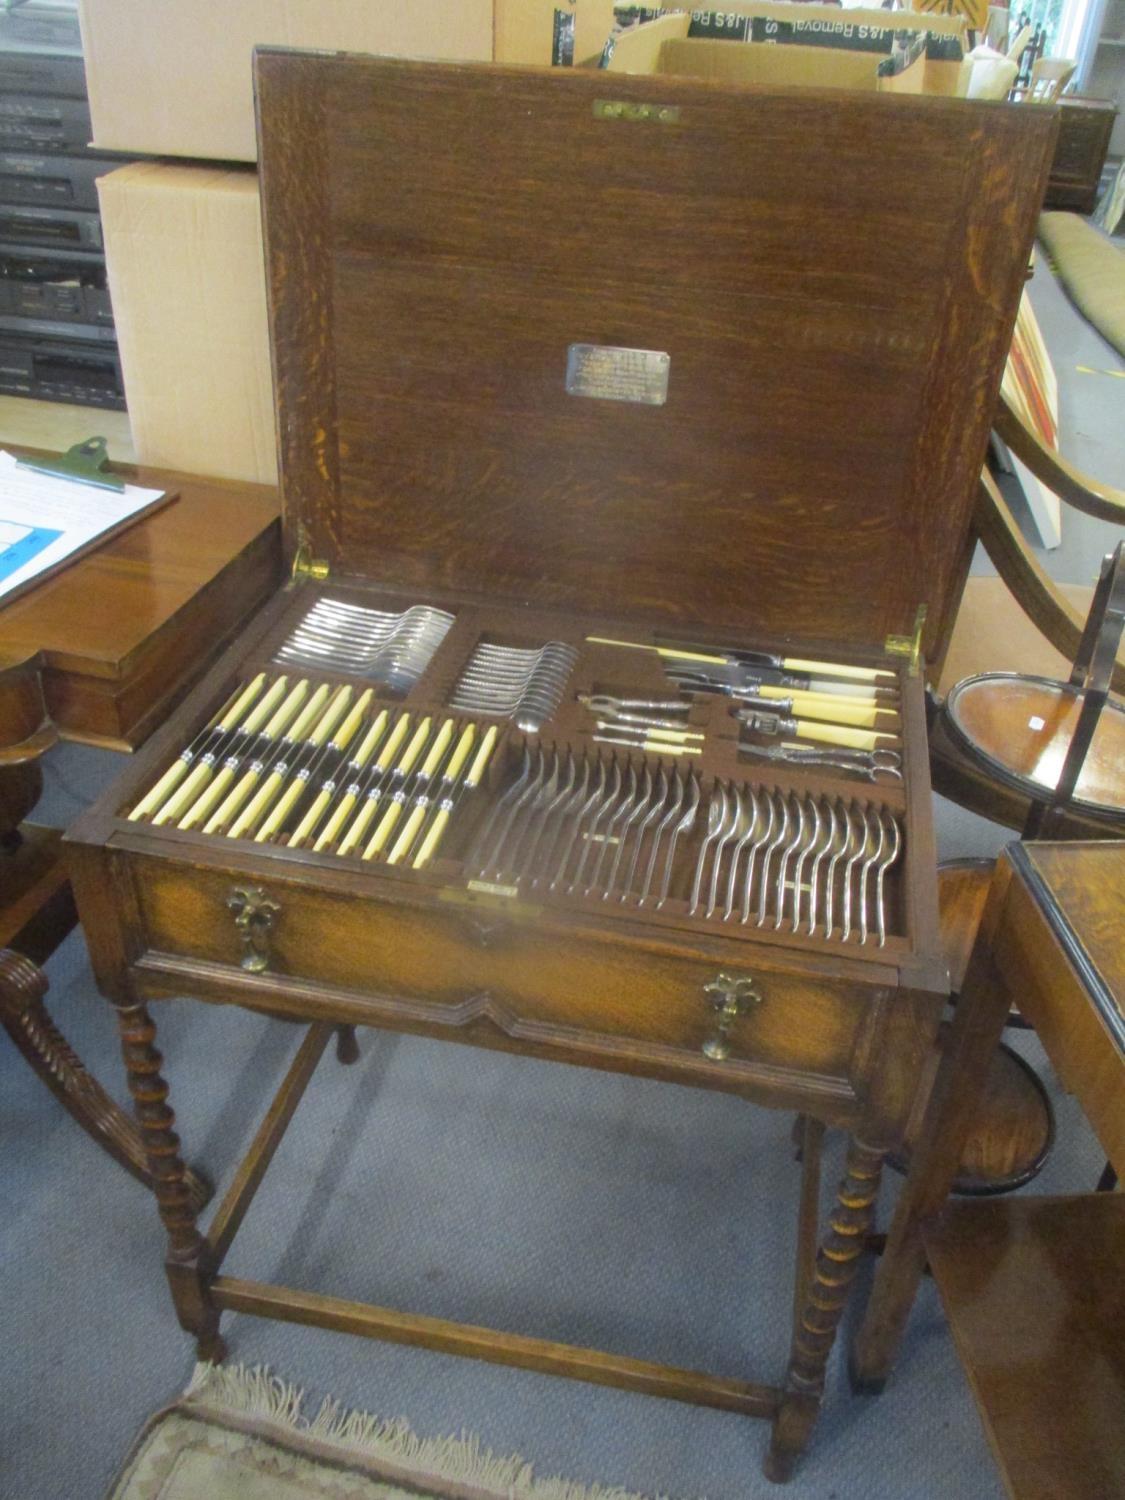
left=918, top=399, right=1124, bottom=1193
left=929, top=387, right=1125, bottom=836
left=0, top=656, right=212, bottom=1205
left=1024, top=56, right=1077, bottom=104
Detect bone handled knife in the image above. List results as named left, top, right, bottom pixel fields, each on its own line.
left=364, top=717, right=454, bottom=861
left=263, top=689, right=375, bottom=846
left=387, top=721, right=477, bottom=866
left=170, top=676, right=308, bottom=830
left=739, top=710, right=897, bottom=752
left=412, top=724, right=499, bottom=870
left=335, top=713, right=419, bottom=857
left=131, top=673, right=268, bottom=822
left=587, top=635, right=897, bottom=684
left=289, top=700, right=386, bottom=849
left=198, top=680, right=323, bottom=834
left=669, top=665, right=893, bottom=703
left=310, top=709, right=391, bottom=852
left=230, top=685, right=354, bottom=840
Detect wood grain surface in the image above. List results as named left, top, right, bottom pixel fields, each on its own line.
left=924, top=1193, right=1125, bottom=1500
left=63, top=53, right=1063, bottom=1480
left=256, top=53, right=1056, bottom=662
left=0, top=452, right=281, bottom=747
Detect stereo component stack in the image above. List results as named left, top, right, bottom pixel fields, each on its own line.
left=0, top=2, right=131, bottom=408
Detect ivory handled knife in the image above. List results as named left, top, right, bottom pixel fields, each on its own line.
left=412, top=724, right=499, bottom=870
left=261, top=689, right=374, bottom=846
left=587, top=635, right=896, bottom=684
left=311, top=710, right=392, bottom=852
left=337, top=715, right=428, bottom=857
left=203, top=681, right=328, bottom=835
left=173, top=676, right=306, bottom=830
left=364, top=717, right=455, bottom=861
left=387, top=722, right=475, bottom=866
left=231, top=685, right=354, bottom=840
left=131, top=673, right=268, bottom=822
left=288, top=700, right=386, bottom=849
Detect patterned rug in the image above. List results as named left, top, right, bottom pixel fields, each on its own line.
left=109, top=1363, right=659, bottom=1500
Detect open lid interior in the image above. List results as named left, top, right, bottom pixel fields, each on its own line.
left=255, top=51, right=1056, bottom=662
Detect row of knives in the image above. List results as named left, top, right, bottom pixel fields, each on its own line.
left=129, top=672, right=495, bottom=868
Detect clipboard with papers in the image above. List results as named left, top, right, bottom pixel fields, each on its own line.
left=0, top=438, right=169, bottom=608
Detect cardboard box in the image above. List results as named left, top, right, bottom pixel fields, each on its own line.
left=79, top=0, right=494, bottom=161
left=97, top=162, right=277, bottom=485
left=494, top=1, right=616, bottom=65
left=604, top=6, right=967, bottom=95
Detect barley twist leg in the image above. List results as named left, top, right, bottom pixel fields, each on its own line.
left=115, top=1001, right=225, bottom=1361
left=765, top=1136, right=885, bottom=1483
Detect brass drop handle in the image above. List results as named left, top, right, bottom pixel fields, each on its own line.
left=701, top=972, right=762, bottom=1060
left=227, top=885, right=280, bottom=973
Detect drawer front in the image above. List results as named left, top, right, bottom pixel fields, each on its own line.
left=130, top=859, right=883, bottom=1085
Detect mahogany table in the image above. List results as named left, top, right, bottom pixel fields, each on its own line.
left=0, top=451, right=280, bottom=749
left=1, top=451, right=281, bottom=1196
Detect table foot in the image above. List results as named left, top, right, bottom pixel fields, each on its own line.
left=335, top=1023, right=359, bottom=1065
left=847, top=1345, right=886, bottom=1396
left=764, top=1391, right=818, bottom=1483
left=197, top=1330, right=228, bottom=1364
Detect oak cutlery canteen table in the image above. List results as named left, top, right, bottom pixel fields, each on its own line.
left=65, top=51, right=1056, bottom=1481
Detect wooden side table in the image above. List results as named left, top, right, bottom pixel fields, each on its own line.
left=1, top=449, right=281, bottom=1196
left=923, top=1192, right=1124, bottom=1499
left=851, top=841, right=1125, bottom=1460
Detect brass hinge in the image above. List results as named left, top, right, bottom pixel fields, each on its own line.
left=884, top=605, right=927, bottom=677
left=290, top=526, right=330, bottom=584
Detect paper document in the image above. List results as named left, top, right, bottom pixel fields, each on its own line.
left=0, top=450, right=166, bottom=606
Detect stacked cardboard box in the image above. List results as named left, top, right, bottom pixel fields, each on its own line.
left=84, top=0, right=498, bottom=482
left=85, top=1, right=972, bottom=482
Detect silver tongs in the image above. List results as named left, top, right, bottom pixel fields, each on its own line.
left=739, top=741, right=903, bottom=782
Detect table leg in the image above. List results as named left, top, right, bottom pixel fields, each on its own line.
left=115, top=999, right=225, bottom=1361
left=0, top=949, right=210, bottom=1212
left=850, top=877, right=1014, bottom=1391
left=765, top=1134, right=885, bottom=1483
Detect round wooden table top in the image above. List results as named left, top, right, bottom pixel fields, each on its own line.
left=945, top=673, right=1125, bottom=816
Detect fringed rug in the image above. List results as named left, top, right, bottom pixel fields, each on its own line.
left=108, top=1363, right=659, bottom=1500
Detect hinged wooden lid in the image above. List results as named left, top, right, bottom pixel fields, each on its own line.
left=255, top=51, right=1056, bottom=661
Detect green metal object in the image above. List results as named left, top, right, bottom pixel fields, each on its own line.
left=16, top=436, right=125, bottom=493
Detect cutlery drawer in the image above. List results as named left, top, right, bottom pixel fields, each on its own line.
left=127, top=855, right=886, bottom=1090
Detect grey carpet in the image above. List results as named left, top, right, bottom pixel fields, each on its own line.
left=2, top=258, right=1121, bottom=1500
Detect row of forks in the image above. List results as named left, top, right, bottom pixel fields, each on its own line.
left=690, top=785, right=901, bottom=946
left=467, top=748, right=700, bottom=906
left=450, top=641, right=578, bottom=733
left=274, top=598, right=455, bottom=692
